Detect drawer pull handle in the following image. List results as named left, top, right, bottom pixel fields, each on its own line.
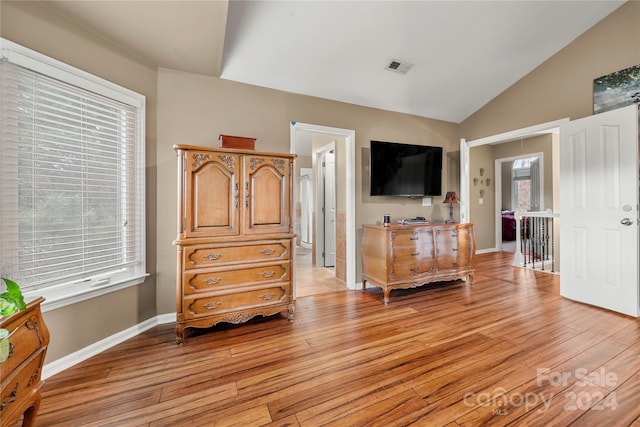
left=0, top=383, right=19, bottom=410
left=411, top=252, right=420, bottom=256
left=259, top=293, right=275, bottom=300
left=452, top=248, right=458, bottom=252
left=260, top=249, right=275, bottom=255
left=203, top=301, right=222, bottom=310
left=203, top=253, right=222, bottom=261
left=203, top=277, right=222, bottom=285
left=260, top=271, right=275, bottom=278
left=409, top=236, right=419, bottom=241
left=410, top=267, right=420, bottom=273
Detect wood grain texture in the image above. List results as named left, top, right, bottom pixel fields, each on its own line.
left=12, top=252, right=640, bottom=426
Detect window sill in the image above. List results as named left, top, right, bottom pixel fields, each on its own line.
left=23, top=274, right=150, bottom=313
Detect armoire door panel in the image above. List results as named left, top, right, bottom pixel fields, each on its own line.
left=244, top=155, right=292, bottom=235
left=184, top=151, right=240, bottom=238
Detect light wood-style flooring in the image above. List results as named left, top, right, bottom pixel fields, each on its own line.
left=23, top=252, right=640, bottom=426
left=294, top=248, right=348, bottom=298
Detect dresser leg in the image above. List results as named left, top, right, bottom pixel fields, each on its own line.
left=383, top=288, right=390, bottom=304
left=22, top=399, right=40, bottom=427
left=287, top=303, right=295, bottom=321
left=175, top=325, right=185, bottom=344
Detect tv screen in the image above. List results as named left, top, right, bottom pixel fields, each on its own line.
left=369, top=140, right=442, bottom=196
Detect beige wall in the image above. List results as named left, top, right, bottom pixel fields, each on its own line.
left=468, top=145, right=495, bottom=248
left=1, top=1, right=159, bottom=363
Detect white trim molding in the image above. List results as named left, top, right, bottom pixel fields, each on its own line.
left=43, top=313, right=176, bottom=379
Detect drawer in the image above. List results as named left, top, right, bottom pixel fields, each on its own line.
left=184, top=285, right=290, bottom=319
left=183, top=262, right=290, bottom=294
left=392, top=245, right=433, bottom=260
left=0, top=314, right=46, bottom=380
left=391, top=258, right=434, bottom=279
left=391, top=229, right=433, bottom=247
left=184, top=241, right=290, bottom=269
left=435, top=228, right=460, bottom=248
left=1, top=349, right=45, bottom=416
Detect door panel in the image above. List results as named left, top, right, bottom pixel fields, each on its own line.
left=559, top=104, right=639, bottom=317
left=185, top=152, right=240, bottom=238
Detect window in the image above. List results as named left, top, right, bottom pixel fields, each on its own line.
left=511, top=156, right=541, bottom=213
left=0, top=39, right=147, bottom=309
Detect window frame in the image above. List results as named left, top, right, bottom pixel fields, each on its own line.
left=1, top=38, right=148, bottom=311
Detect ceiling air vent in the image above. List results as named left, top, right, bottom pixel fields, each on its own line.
left=385, top=59, right=413, bottom=75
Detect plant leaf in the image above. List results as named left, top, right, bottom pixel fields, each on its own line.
left=1, top=278, right=26, bottom=316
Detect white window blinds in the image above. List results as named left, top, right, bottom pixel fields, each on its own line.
left=1, top=39, right=146, bottom=300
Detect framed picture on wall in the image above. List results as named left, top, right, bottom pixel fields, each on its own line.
left=593, top=64, right=640, bottom=114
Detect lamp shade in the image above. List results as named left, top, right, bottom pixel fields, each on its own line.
left=443, top=191, right=459, bottom=204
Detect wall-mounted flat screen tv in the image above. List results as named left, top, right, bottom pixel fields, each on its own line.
left=369, top=140, right=442, bottom=197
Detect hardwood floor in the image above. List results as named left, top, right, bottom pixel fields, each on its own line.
left=24, top=252, right=640, bottom=426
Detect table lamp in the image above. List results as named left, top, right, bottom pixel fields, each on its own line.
left=443, top=191, right=459, bottom=223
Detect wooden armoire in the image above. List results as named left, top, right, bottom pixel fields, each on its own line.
left=173, top=145, right=296, bottom=343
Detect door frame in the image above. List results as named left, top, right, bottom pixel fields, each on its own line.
left=290, top=122, right=356, bottom=288
left=460, top=118, right=568, bottom=251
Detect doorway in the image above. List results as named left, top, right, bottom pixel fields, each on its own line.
left=290, top=122, right=356, bottom=298
left=495, top=153, right=543, bottom=252
left=461, top=118, right=567, bottom=251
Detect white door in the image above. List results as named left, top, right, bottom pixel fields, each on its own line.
left=323, top=149, right=336, bottom=267
left=559, top=104, right=639, bottom=317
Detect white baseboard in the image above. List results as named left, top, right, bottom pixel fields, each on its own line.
left=475, top=248, right=497, bottom=254
left=43, top=312, right=176, bottom=379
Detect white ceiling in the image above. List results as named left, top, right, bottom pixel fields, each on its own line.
left=40, top=0, right=624, bottom=123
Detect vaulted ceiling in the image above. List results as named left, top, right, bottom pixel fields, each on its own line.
left=40, top=0, right=624, bottom=123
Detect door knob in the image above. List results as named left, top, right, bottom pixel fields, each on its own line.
left=620, top=218, right=633, bottom=226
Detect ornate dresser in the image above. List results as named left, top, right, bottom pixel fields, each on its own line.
left=173, top=145, right=296, bottom=343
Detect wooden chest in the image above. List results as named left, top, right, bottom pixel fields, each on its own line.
left=362, top=223, right=475, bottom=303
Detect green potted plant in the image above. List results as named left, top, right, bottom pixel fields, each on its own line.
left=0, top=278, right=27, bottom=362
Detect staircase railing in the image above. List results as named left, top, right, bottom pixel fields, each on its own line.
left=513, top=210, right=560, bottom=272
